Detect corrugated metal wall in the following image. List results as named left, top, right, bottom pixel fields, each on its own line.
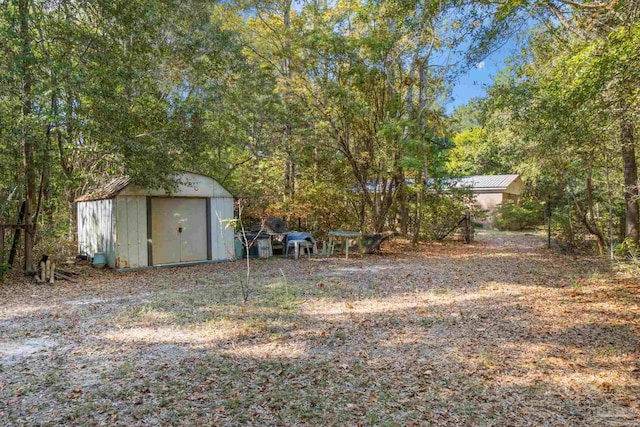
left=114, top=196, right=148, bottom=269
left=78, top=195, right=234, bottom=270
left=210, top=197, right=235, bottom=261
left=77, top=200, right=116, bottom=268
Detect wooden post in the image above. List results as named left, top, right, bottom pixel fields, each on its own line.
left=0, top=221, right=5, bottom=265
left=8, top=201, right=26, bottom=266
left=25, top=218, right=33, bottom=273
left=345, top=237, right=349, bottom=259
left=546, top=201, right=552, bottom=249
left=39, top=260, right=46, bottom=282
left=464, top=212, right=471, bottom=244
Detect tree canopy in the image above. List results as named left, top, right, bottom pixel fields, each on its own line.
left=1, top=0, right=639, bottom=270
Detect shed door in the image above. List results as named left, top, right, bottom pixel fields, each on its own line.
left=151, top=198, right=208, bottom=264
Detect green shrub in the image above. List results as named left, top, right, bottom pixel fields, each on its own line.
left=0, top=262, right=11, bottom=280
left=614, top=237, right=640, bottom=261
left=421, top=189, right=478, bottom=240
left=493, top=200, right=544, bottom=231
left=550, top=205, right=583, bottom=253
left=548, top=204, right=603, bottom=254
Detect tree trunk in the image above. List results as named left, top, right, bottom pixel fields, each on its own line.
left=282, top=0, right=295, bottom=205
left=619, top=211, right=626, bottom=241
left=621, top=116, right=639, bottom=241
left=8, top=202, right=26, bottom=267
left=397, top=185, right=409, bottom=235
left=43, top=72, right=59, bottom=225
left=358, top=198, right=366, bottom=232
left=20, top=0, right=35, bottom=273
left=373, top=205, right=386, bottom=233
left=283, top=125, right=295, bottom=201
left=412, top=189, right=421, bottom=243
left=578, top=172, right=606, bottom=254
left=412, top=170, right=424, bottom=244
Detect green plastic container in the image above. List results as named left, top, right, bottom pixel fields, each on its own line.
left=92, top=252, right=107, bottom=268
left=234, top=238, right=244, bottom=260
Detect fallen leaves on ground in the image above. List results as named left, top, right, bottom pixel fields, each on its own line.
left=0, top=232, right=638, bottom=426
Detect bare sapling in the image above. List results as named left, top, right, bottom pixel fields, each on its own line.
left=234, top=201, right=266, bottom=304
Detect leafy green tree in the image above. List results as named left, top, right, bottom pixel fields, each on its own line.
left=475, top=1, right=640, bottom=252
left=0, top=0, right=254, bottom=270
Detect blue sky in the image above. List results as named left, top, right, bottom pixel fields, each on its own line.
left=445, top=40, right=517, bottom=114
left=446, top=60, right=500, bottom=113
left=444, top=11, right=536, bottom=115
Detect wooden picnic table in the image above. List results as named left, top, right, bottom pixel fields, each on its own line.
left=327, top=231, right=362, bottom=259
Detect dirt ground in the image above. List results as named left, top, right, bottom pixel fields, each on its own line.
left=1, top=232, right=638, bottom=426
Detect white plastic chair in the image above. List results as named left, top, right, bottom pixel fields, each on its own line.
left=285, top=240, right=313, bottom=260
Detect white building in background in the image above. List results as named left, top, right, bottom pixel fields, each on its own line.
left=450, top=174, right=524, bottom=213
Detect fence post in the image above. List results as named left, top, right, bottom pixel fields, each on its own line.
left=546, top=201, right=552, bottom=249
left=0, top=220, right=4, bottom=265
left=464, top=212, right=471, bottom=244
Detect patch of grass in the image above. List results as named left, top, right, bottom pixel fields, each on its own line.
left=476, top=349, right=497, bottom=370
left=593, top=344, right=620, bottom=358
left=116, top=361, right=135, bottom=377
left=242, top=317, right=270, bottom=335
left=420, top=317, right=436, bottom=327
left=42, top=368, right=68, bottom=392
left=570, top=277, right=585, bottom=295
left=259, top=279, right=303, bottom=310
left=456, top=401, right=478, bottom=416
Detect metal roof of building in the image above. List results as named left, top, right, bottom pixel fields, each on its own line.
left=75, top=172, right=233, bottom=201
left=75, top=176, right=131, bottom=202
left=448, top=174, right=520, bottom=191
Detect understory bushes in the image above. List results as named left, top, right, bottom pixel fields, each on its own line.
left=614, top=238, right=640, bottom=261
left=549, top=204, right=614, bottom=255
left=549, top=204, right=592, bottom=253
left=420, top=189, right=477, bottom=240
left=493, top=200, right=544, bottom=231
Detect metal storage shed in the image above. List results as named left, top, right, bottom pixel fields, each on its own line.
left=76, top=172, right=235, bottom=270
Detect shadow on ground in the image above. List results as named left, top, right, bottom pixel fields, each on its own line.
left=1, top=232, right=638, bottom=426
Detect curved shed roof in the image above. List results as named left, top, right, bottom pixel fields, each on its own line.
left=76, top=172, right=232, bottom=202
left=75, top=177, right=131, bottom=202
